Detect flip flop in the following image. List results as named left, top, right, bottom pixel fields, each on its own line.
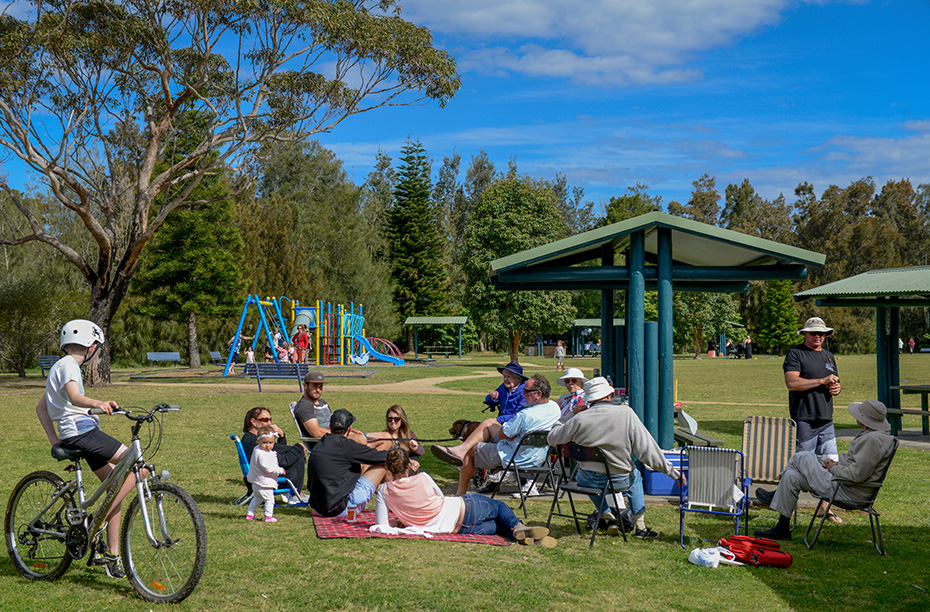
left=819, top=511, right=843, bottom=524
left=430, top=445, right=463, bottom=467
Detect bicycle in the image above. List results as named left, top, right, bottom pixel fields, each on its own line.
left=5, top=403, right=207, bottom=604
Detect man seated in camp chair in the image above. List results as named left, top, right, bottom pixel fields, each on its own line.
left=754, top=399, right=896, bottom=541
left=432, top=374, right=560, bottom=497
left=547, top=377, right=685, bottom=539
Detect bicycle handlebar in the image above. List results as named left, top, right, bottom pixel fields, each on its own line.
left=86, top=404, right=180, bottom=417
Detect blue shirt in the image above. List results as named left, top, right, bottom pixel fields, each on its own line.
left=485, top=381, right=526, bottom=424
left=498, top=400, right=560, bottom=468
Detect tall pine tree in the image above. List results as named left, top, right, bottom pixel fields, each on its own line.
left=385, top=139, right=447, bottom=351
left=758, top=280, right=798, bottom=355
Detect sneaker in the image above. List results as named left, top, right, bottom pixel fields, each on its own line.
left=512, top=483, right=541, bottom=499
left=246, top=513, right=255, bottom=520
left=633, top=527, right=658, bottom=539
left=286, top=493, right=309, bottom=506
left=485, top=471, right=504, bottom=484
left=264, top=516, right=278, bottom=523
left=102, top=553, right=125, bottom=579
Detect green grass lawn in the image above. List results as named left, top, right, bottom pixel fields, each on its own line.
left=1, top=353, right=929, bottom=611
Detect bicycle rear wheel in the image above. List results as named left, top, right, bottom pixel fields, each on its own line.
left=121, top=481, right=207, bottom=603
left=5, top=471, right=74, bottom=581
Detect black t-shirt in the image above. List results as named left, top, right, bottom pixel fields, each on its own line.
left=307, top=434, right=388, bottom=516
left=293, top=397, right=331, bottom=438
left=783, top=343, right=838, bottom=422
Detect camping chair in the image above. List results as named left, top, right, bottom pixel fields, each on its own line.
left=547, top=443, right=629, bottom=546
left=488, top=431, right=557, bottom=519
left=804, top=437, right=899, bottom=555
left=743, top=416, right=797, bottom=528
left=289, top=401, right=320, bottom=452
left=679, top=446, right=750, bottom=549
left=230, top=434, right=302, bottom=507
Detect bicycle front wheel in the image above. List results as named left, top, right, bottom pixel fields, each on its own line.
left=121, top=481, right=207, bottom=604
left=4, top=471, right=74, bottom=581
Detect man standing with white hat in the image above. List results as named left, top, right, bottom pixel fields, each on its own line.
left=784, top=316, right=844, bottom=522
left=755, top=399, right=896, bottom=541
left=547, top=377, right=683, bottom=539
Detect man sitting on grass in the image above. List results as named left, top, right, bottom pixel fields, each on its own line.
left=754, top=399, right=896, bottom=541
left=307, top=409, right=388, bottom=517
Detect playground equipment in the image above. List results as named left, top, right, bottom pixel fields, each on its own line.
left=224, top=295, right=403, bottom=376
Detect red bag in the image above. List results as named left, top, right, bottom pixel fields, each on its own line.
left=749, top=549, right=793, bottom=568
left=718, top=535, right=787, bottom=566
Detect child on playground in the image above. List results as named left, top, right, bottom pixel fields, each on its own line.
left=245, top=346, right=255, bottom=364
left=246, top=426, right=285, bottom=522
left=35, top=319, right=143, bottom=579
left=276, top=343, right=289, bottom=363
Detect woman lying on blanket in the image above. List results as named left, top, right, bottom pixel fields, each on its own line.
left=366, top=405, right=425, bottom=472
left=375, top=448, right=556, bottom=546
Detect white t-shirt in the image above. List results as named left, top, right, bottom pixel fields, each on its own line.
left=45, top=355, right=99, bottom=440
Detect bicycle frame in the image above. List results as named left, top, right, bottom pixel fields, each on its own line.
left=32, top=422, right=163, bottom=553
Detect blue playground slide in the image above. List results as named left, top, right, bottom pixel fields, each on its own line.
left=353, top=335, right=405, bottom=366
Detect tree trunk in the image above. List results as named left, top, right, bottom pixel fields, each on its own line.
left=478, top=333, right=486, bottom=353
left=406, top=327, right=415, bottom=354
left=84, top=298, right=114, bottom=387
left=187, top=311, right=201, bottom=368
left=508, top=329, right=522, bottom=363
left=693, top=327, right=703, bottom=359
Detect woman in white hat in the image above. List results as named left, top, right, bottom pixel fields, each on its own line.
left=556, top=368, right=588, bottom=420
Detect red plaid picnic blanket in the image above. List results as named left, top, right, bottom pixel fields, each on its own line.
left=312, top=510, right=510, bottom=546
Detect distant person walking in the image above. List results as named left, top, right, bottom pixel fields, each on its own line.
left=744, top=336, right=753, bottom=359
left=908, top=337, right=915, bottom=354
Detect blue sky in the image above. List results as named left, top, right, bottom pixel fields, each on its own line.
left=4, top=1, right=929, bottom=213
left=315, top=0, right=930, bottom=211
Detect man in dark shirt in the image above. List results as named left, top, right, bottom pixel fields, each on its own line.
left=293, top=370, right=365, bottom=444
left=782, top=316, right=843, bottom=522
left=307, top=409, right=388, bottom=517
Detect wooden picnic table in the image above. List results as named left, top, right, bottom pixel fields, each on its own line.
left=889, top=385, right=930, bottom=436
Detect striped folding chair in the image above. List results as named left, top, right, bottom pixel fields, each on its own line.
left=679, top=446, right=750, bottom=548
left=742, top=416, right=797, bottom=527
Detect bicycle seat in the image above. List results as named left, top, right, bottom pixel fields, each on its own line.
left=51, top=444, right=85, bottom=462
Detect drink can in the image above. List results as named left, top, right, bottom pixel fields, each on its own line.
left=346, top=503, right=357, bottom=522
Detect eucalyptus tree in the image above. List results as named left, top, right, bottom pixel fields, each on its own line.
left=0, top=0, right=459, bottom=383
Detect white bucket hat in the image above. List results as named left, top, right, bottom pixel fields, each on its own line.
left=557, top=368, right=589, bottom=387
left=583, top=377, right=614, bottom=403
left=848, top=399, right=890, bottom=432
left=797, top=317, right=834, bottom=336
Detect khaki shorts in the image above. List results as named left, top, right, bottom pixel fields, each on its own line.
left=474, top=442, right=503, bottom=470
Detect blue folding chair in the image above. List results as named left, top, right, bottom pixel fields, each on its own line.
left=231, top=434, right=303, bottom=507
left=679, top=446, right=750, bottom=549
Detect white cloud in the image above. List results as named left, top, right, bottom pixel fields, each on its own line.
left=403, top=0, right=794, bottom=85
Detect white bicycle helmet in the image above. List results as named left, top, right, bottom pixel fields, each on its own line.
left=60, top=319, right=105, bottom=349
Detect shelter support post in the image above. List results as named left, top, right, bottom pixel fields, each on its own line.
left=657, top=227, right=675, bottom=449
left=644, top=321, right=658, bottom=437
left=628, top=230, right=646, bottom=422
left=601, top=245, right=616, bottom=386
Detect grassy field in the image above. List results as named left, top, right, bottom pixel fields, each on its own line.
left=1, top=353, right=929, bottom=611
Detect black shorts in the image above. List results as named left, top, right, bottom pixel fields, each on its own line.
left=60, top=428, right=124, bottom=471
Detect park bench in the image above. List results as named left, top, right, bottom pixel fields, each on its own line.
left=147, top=351, right=182, bottom=368
left=674, top=428, right=725, bottom=448
left=243, top=362, right=309, bottom=392
left=423, top=345, right=454, bottom=358
left=209, top=350, right=226, bottom=366
left=38, top=355, right=60, bottom=377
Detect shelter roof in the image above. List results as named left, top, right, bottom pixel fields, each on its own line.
left=574, top=319, right=625, bottom=327
left=490, top=211, right=826, bottom=276
left=794, top=266, right=930, bottom=307
left=404, top=316, right=468, bottom=325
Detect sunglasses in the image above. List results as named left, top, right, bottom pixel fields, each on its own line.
left=808, top=332, right=827, bottom=337
left=386, top=416, right=402, bottom=423
left=523, top=387, right=538, bottom=395
left=255, top=417, right=271, bottom=423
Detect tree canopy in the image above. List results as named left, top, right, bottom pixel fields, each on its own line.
left=0, top=0, right=459, bottom=382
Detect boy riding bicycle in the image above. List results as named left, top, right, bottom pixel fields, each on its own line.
left=34, top=319, right=142, bottom=578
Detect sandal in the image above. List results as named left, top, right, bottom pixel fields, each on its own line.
left=819, top=511, right=843, bottom=524
left=430, top=445, right=463, bottom=467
